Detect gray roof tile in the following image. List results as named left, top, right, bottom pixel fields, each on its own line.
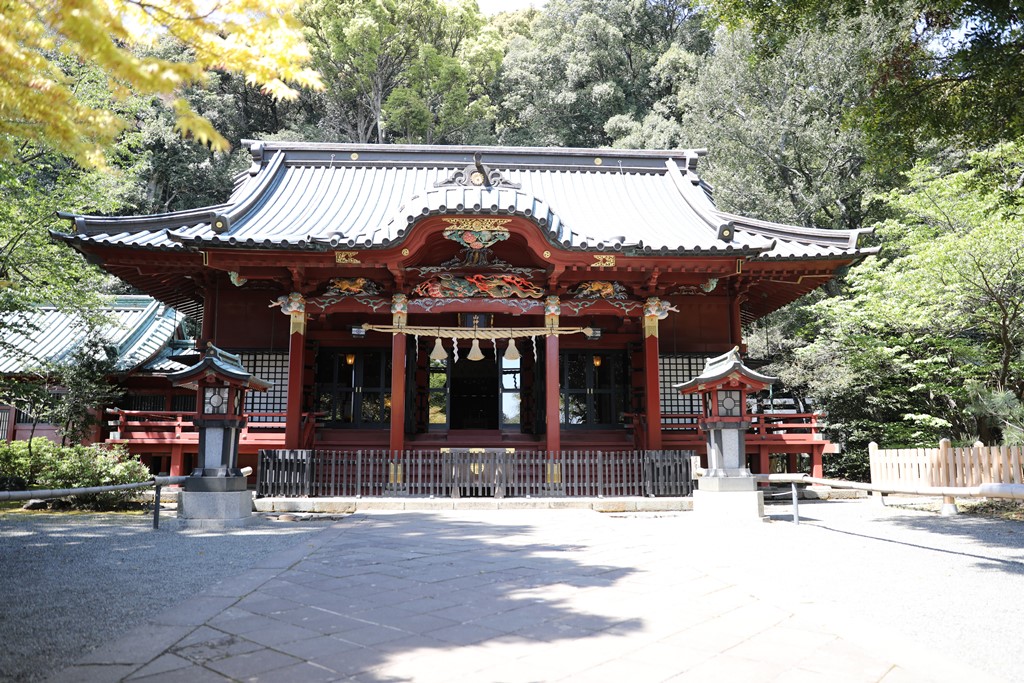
left=55, top=143, right=873, bottom=260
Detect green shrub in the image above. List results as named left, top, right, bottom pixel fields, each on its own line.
left=16, top=443, right=152, bottom=509
left=0, top=438, right=62, bottom=487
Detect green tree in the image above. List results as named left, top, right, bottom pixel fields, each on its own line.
left=1, top=0, right=321, bottom=166
left=708, top=0, right=1024, bottom=160
left=300, top=0, right=489, bottom=143
left=759, top=142, right=1024, bottom=454
left=496, top=0, right=707, bottom=147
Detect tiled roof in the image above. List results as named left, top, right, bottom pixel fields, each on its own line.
left=55, top=142, right=873, bottom=260
left=0, top=296, right=186, bottom=374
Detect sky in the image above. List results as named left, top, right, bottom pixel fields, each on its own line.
left=476, top=0, right=544, bottom=15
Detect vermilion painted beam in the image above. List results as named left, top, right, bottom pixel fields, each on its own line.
left=389, top=333, right=407, bottom=453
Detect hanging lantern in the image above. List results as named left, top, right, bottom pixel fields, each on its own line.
left=467, top=338, right=485, bottom=361
left=429, top=337, right=447, bottom=361
left=504, top=338, right=520, bottom=362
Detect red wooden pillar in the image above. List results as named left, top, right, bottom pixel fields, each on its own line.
left=389, top=332, right=407, bottom=453
left=170, top=445, right=185, bottom=477
left=759, top=446, right=771, bottom=476
left=811, top=446, right=824, bottom=478
left=284, top=312, right=306, bottom=449
left=389, top=294, right=408, bottom=453
left=544, top=296, right=560, bottom=454
left=200, top=278, right=218, bottom=348
left=643, top=312, right=663, bottom=450
left=787, top=453, right=798, bottom=473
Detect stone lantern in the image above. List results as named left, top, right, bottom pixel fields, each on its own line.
left=676, top=347, right=776, bottom=520
left=168, top=345, right=270, bottom=526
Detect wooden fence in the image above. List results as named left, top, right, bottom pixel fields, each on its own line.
left=257, top=449, right=693, bottom=499
left=869, top=439, right=1024, bottom=488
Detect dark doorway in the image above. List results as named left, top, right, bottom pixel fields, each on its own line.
left=449, top=349, right=499, bottom=429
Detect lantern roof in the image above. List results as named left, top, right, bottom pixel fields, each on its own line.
left=674, top=347, right=776, bottom=394
left=167, top=343, right=271, bottom=392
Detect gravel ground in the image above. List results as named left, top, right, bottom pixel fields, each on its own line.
left=0, top=511, right=333, bottom=683
left=2, top=499, right=1023, bottom=683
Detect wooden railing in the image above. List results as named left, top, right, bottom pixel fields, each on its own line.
left=656, top=412, right=822, bottom=438
left=104, top=409, right=312, bottom=446
left=870, top=439, right=1024, bottom=488
left=257, top=449, right=694, bottom=499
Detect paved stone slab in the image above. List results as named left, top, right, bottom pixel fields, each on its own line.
left=37, top=504, right=1024, bottom=683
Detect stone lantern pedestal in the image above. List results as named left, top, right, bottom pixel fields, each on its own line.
left=169, top=345, right=271, bottom=529
left=676, top=347, right=776, bottom=523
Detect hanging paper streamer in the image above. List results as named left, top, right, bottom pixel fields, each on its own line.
left=413, top=334, right=420, bottom=365
left=451, top=337, right=459, bottom=363
left=531, top=335, right=538, bottom=360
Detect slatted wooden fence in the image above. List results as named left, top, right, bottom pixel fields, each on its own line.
left=257, top=449, right=693, bottom=499
left=869, top=439, right=1024, bottom=488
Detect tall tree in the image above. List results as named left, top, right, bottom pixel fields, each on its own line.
left=496, top=0, right=707, bottom=147
left=1, top=0, right=322, bottom=166
left=759, top=142, right=1024, bottom=453
left=708, top=0, right=1024, bottom=160
left=300, top=0, right=490, bottom=143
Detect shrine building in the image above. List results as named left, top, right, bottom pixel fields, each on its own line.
left=54, top=142, right=875, bottom=494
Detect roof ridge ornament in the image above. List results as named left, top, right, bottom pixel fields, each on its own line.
left=434, top=152, right=522, bottom=189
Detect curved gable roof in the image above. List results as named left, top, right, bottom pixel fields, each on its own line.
left=55, top=142, right=873, bottom=261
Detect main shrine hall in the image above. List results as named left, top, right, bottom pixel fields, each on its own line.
left=55, top=142, right=875, bottom=490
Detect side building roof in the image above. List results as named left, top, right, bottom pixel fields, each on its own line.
left=0, top=296, right=188, bottom=375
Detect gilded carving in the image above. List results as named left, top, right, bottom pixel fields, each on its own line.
left=592, top=254, right=616, bottom=268
left=334, top=251, right=361, bottom=264
left=569, top=280, right=627, bottom=299
left=327, top=278, right=382, bottom=296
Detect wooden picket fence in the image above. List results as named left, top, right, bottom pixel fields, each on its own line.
left=869, top=439, right=1024, bottom=488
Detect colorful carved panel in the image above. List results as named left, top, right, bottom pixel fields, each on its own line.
left=569, top=280, right=627, bottom=299
left=441, top=217, right=511, bottom=250
left=327, top=277, right=382, bottom=296
left=412, top=274, right=544, bottom=299
left=269, top=292, right=306, bottom=316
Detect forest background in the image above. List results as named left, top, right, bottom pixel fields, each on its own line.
left=2, top=0, right=1023, bottom=477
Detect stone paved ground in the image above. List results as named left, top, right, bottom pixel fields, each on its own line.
left=38, top=500, right=1024, bottom=683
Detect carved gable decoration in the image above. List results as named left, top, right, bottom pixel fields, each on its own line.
left=412, top=274, right=544, bottom=299
left=434, top=152, right=521, bottom=189
left=441, top=217, right=511, bottom=249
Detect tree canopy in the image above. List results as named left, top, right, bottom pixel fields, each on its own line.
left=0, top=0, right=322, bottom=166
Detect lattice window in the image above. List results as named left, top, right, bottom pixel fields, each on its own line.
left=237, top=352, right=288, bottom=422
left=121, top=394, right=165, bottom=412
left=0, top=408, right=8, bottom=439
left=659, top=355, right=708, bottom=425
left=171, top=394, right=196, bottom=413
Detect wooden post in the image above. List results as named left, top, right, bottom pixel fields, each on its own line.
left=759, top=446, right=770, bottom=477
left=389, top=294, right=408, bottom=454
left=811, top=445, right=823, bottom=478
left=389, top=333, right=407, bottom=453
left=939, top=438, right=958, bottom=515
left=643, top=306, right=663, bottom=450
left=545, top=296, right=560, bottom=454
left=284, top=312, right=306, bottom=449
left=170, top=445, right=185, bottom=477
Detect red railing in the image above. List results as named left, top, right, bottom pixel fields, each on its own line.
left=104, top=409, right=314, bottom=447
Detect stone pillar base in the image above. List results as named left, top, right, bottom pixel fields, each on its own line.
left=177, top=490, right=255, bottom=529
left=693, top=487, right=767, bottom=523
